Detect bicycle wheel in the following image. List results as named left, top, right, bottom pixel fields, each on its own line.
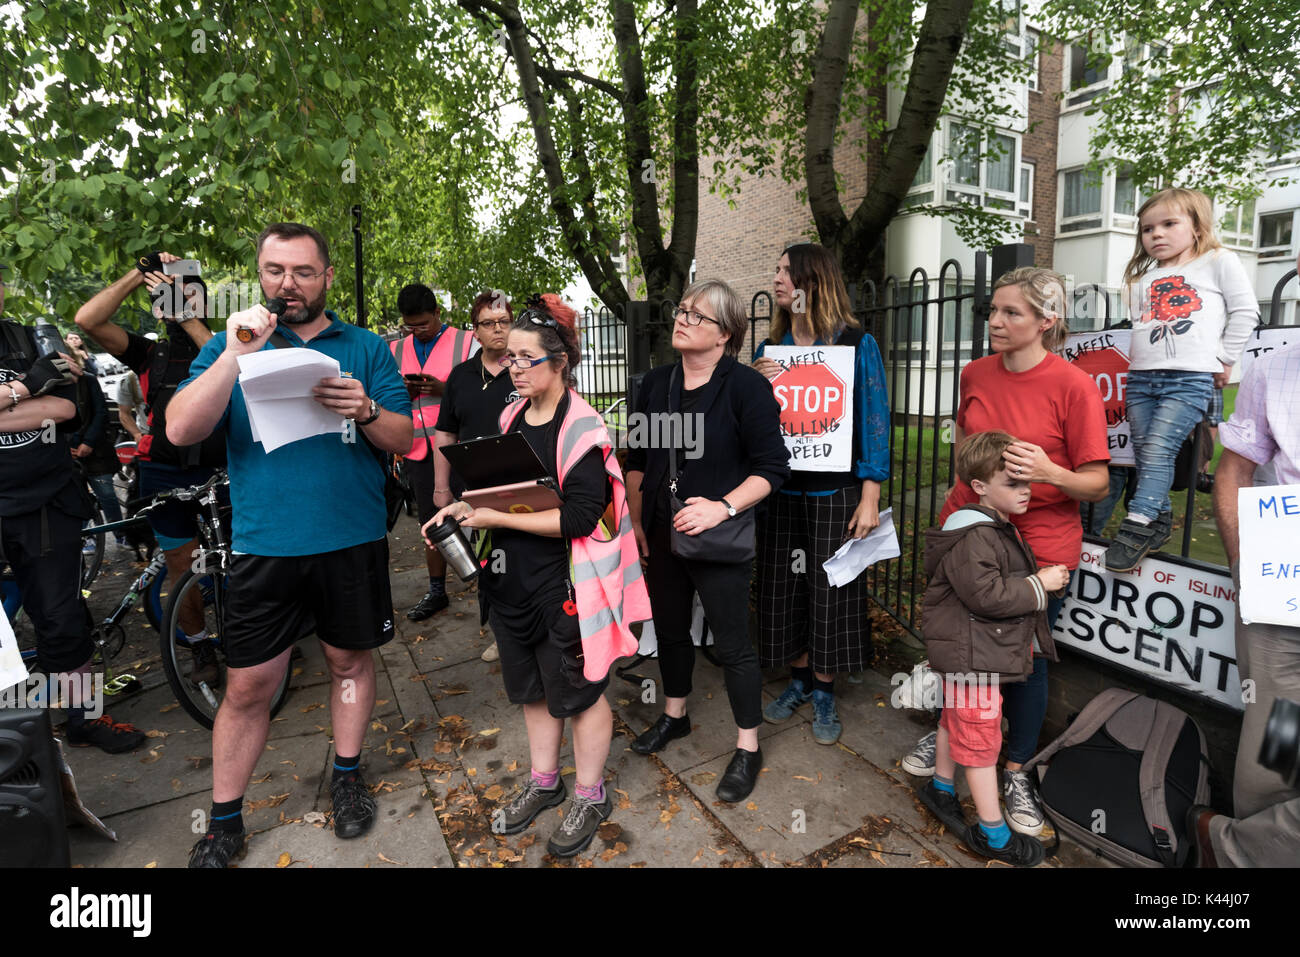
left=80, top=504, right=107, bottom=591
left=160, top=568, right=291, bottom=730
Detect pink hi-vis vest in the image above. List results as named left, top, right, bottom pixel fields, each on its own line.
left=390, top=327, right=476, bottom=460
left=500, top=391, right=651, bottom=681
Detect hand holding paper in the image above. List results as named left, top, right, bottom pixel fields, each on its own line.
left=823, top=507, right=900, bottom=587
left=237, top=349, right=346, bottom=453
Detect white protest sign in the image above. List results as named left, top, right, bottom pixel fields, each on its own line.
left=1237, top=484, right=1300, bottom=627
left=766, top=345, right=855, bottom=472
left=1062, top=329, right=1133, bottom=466
left=1053, top=540, right=1241, bottom=710
left=0, top=601, right=29, bottom=693
left=1238, top=327, right=1296, bottom=381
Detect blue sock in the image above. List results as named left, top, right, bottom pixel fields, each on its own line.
left=980, top=817, right=1011, bottom=849
left=332, top=753, right=361, bottom=783
left=933, top=773, right=955, bottom=795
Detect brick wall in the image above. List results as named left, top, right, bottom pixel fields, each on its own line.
left=1021, top=41, right=1063, bottom=267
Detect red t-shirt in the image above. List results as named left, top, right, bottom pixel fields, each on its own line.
left=937, top=352, right=1110, bottom=568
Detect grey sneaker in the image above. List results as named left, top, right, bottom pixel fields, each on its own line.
left=901, top=730, right=937, bottom=777
left=763, top=680, right=812, bottom=724
left=1002, top=768, right=1045, bottom=836
left=811, top=689, right=842, bottom=745
left=497, top=778, right=566, bottom=835
left=546, top=789, right=613, bottom=858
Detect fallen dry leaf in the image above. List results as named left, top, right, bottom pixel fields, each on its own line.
left=145, top=729, right=167, bottom=738
left=140, top=748, right=163, bottom=765
left=303, top=811, right=327, bottom=825
left=159, top=703, right=179, bottom=713
left=792, top=775, right=815, bottom=782
left=745, top=801, right=758, bottom=810
left=247, top=792, right=290, bottom=811
left=483, top=785, right=504, bottom=801
left=276, top=852, right=292, bottom=868
left=300, top=703, right=324, bottom=713
left=479, top=728, right=501, bottom=737
left=145, top=861, right=157, bottom=868
left=377, top=852, right=406, bottom=865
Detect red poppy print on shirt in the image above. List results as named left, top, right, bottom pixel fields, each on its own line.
left=1145, top=275, right=1201, bottom=351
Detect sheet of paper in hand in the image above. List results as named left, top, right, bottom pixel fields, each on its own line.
left=1237, top=484, right=1300, bottom=627
left=766, top=345, right=855, bottom=473
left=237, top=349, right=345, bottom=453
left=0, top=602, right=29, bottom=693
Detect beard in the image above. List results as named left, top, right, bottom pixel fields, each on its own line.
left=271, top=286, right=327, bottom=325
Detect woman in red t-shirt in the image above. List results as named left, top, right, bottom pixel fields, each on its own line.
left=904, top=267, right=1110, bottom=837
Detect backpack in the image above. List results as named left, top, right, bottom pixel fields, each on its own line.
left=1023, top=688, right=1212, bottom=868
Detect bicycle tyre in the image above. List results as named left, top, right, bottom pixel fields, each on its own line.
left=160, top=568, right=291, bottom=730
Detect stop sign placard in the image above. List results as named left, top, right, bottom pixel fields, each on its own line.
left=1063, top=330, right=1133, bottom=466
left=766, top=345, right=856, bottom=472
left=773, top=363, right=847, bottom=435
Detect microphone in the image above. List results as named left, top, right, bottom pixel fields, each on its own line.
left=235, top=297, right=288, bottom=342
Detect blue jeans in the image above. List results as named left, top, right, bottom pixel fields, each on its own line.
left=84, top=471, right=123, bottom=526
left=936, top=569, right=1077, bottom=765
left=1124, top=370, right=1213, bottom=522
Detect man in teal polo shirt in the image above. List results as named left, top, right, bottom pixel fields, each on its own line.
left=167, top=222, right=412, bottom=868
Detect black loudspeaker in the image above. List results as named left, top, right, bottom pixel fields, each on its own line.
left=0, top=708, right=71, bottom=867
left=990, top=242, right=1036, bottom=281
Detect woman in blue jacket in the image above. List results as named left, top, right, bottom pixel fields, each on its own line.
left=751, top=243, right=890, bottom=745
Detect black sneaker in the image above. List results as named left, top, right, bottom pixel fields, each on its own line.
left=406, top=590, right=449, bottom=621
left=497, top=778, right=567, bottom=834
left=1149, top=509, right=1174, bottom=551
left=963, top=823, right=1045, bottom=867
left=330, top=771, right=378, bottom=839
left=1102, top=517, right=1159, bottom=572
left=65, top=714, right=147, bottom=754
left=917, top=780, right=967, bottom=834
left=1196, top=472, right=1214, bottom=494
left=188, top=829, right=247, bottom=868
left=547, top=789, right=613, bottom=858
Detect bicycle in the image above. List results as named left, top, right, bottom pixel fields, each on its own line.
left=157, top=470, right=291, bottom=729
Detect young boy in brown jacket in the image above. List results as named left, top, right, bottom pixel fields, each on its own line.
left=918, top=430, right=1069, bottom=866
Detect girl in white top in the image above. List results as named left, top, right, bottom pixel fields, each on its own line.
left=1104, top=187, right=1259, bottom=572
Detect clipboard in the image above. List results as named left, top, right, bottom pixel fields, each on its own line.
left=440, top=432, right=562, bottom=513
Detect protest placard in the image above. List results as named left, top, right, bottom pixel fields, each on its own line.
left=1237, top=484, right=1300, bottom=627
left=1062, top=329, right=1133, bottom=466
left=766, top=345, right=854, bottom=472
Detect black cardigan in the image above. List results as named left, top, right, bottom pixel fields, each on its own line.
left=625, top=354, right=790, bottom=537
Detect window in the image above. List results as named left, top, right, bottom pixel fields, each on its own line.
left=1113, top=167, right=1142, bottom=218
left=945, top=123, right=1024, bottom=215
left=1259, top=211, right=1294, bottom=257
left=1019, top=162, right=1034, bottom=219
left=1025, top=28, right=1040, bottom=92
left=998, top=0, right=1023, bottom=56
left=1061, top=168, right=1103, bottom=230
left=1267, top=120, right=1300, bottom=168
left=1067, top=42, right=1109, bottom=105
left=911, top=140, right=933, bottom=189
left=1219, top=198, right=1256, bottom=247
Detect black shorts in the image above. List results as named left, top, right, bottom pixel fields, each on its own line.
left=406, top=455, right=438, bottom=524
left=223, top=538, right=396, bottom=668
left=489, top=587, right=609, bottom=719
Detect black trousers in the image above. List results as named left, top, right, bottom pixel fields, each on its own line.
left=645, top=514, right=762, bottom=730
left=1, top=505, right=93, bottom=673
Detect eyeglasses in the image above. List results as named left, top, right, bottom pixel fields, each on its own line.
left=475, top=318, right=511, bottom=330
left=259, top=266, right=327, bottom=284
left=672, top=305, right=720, bottom=327
left=500, top=353, right=561, bottom=370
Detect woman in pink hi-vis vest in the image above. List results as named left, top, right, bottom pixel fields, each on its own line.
left=424, top=294, right=649, bottom=860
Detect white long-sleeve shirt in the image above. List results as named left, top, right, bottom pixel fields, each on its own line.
left=1125, top=249, right=1259, bottom=372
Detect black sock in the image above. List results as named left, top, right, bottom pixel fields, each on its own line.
left=792, top=665, right=814, bottom=690
left=210, top=797, right=244, bottom=834
left=66, top=705, right=87, bottom=728
left=813, top=677, right=835, bottom=695
left=428, top=576, right=446, bottom=597
left=332, top=753, right=361, bottom=783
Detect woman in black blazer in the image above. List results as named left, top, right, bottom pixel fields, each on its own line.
left=625, top=279, right=789, bottom=804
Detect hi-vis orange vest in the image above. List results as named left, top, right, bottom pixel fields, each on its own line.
left=390, top=326, right=477, bottom=459
left=500, top=391, right=651, bottom=681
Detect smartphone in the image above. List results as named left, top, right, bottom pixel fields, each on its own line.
left=162, top=259, right=202, bottom=276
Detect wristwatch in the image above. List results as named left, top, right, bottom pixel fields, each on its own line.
left=355, top=398, right=381, bottom=426
left=720, top=498, right=737, bottom=519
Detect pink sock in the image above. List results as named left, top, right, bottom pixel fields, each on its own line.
left=575, top=779, right=605, bottom=803
left=531, top=767, right=559, bottom=789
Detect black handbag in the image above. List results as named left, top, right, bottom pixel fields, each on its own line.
left=666, top=364, right=755, bottom=563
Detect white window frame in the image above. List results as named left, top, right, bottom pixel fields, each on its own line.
left=1025, top=28, right=1041, bottom=93
left=944, top=121, right=1022, bottom=216
left=1018, top=162, right=1034, bottom=220
left=1258, top=210, right=1296, bottom=260
left=1218, top=199, right=1256, bottom=250
left=1059, top=167, right=1104, bottom=233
